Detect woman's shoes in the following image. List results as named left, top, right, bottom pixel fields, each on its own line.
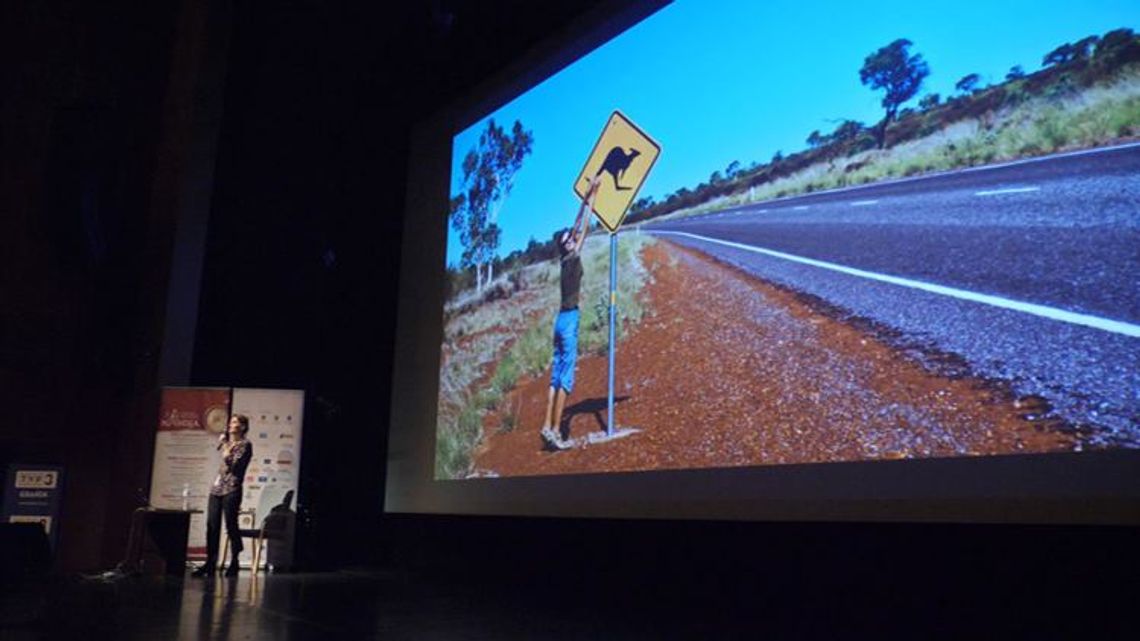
left=191, top=559, right=239, bottom=577
left=190, top=564, right=215, bottom=577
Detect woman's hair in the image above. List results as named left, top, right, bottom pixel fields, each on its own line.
left=232, top=414, right=250, bottom=434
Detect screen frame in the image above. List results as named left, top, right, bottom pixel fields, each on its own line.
left=385, top=0, right=1140, bottom=525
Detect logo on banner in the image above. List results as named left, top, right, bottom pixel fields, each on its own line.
left=9, top=515, right=53, bottom=533
left=160, top=409, right=201, bottom=430
left=205, top=405, right=228, bottom=434
left=15, top=470, right=58, bottom=489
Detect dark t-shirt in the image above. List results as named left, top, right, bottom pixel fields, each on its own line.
left=560, top=253, right=582, bottom=310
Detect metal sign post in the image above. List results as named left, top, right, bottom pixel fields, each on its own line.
left=572, top=110, right=660, bottom=444
left=607, top=231, right=618, bottom=436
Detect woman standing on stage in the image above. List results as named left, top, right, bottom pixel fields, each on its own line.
left=192, top=414, right=253, bottom=577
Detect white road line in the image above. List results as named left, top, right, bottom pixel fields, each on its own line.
left=793, top=205, right=810, bottom=211
left=651, top=230, right=1140, bottom=338
left=851, top=200, right=879, bottom=207
left=975, top=186, right=1040, bottom=196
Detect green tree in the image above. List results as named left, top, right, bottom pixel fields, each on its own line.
left=630, top=195, right=655, bottom=216
left=859, top=39, right=929, bottom=149
left=449, top=118, right=534, bottom=292
left=725, top=160, right=742, bottom=179
left=1005, top=65, right=1025, bottom=81
left=918, top=93, right=940, bottom=110
left=806, top=130, right=824, bottom=148
left=832, top=120, right=864, bottom=142
left=955, top=73, right=981, bottom=95
left=1073, top=35, right=1100, bottom=60
left=1043, top=42, right=1076, bottom=67
left=1094, top=28, right=1140, bottom=68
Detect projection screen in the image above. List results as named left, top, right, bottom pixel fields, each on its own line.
left=386, top=0, right=1140, bottom=523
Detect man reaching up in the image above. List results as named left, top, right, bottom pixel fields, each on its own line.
left=541, top=176, right=600, bottom=450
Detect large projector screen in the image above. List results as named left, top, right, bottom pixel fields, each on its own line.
left=387, top=0, right=1140, bottom=522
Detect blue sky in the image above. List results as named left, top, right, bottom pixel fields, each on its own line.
left=447, top=0, right=1136, bottom=267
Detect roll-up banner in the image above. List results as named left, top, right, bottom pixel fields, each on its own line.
left=230, top=387, right=304, bottom=569
left=149, top=387, right=231, bottom=559
left=149, top=387, right=303, bottom=568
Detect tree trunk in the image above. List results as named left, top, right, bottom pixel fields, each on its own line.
left=877, top=106, right=897, bottom=150
left=476, top=263, right=483, bottom=293
left=488, top=261, right=494, bottom=284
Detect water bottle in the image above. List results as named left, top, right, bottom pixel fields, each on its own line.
left=181, top=483, right=190, bottom=511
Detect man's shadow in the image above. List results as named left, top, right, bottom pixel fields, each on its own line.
left=557, top=395, right=630, bottom=440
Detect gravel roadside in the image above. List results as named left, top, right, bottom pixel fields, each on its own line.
left=472, top=240, right=1076, bottom=478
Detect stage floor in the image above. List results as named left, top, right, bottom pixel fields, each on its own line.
left=7, top=558, right=1133, bottom=640
left=17, top=568, right=727, bottom=640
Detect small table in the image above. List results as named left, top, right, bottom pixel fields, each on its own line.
left=122, top=508, right=196, bottom=576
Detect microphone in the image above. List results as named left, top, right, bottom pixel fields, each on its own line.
left=216, top=432, right=228, bottom=451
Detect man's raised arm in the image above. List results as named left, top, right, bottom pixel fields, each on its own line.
left=571, top=176, right=601, bottom=253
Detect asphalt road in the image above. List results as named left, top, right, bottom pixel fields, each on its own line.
left=644, top=143, right=1140, bottom=446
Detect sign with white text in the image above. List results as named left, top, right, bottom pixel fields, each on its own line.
left=4, top=464, right=64, bottom=548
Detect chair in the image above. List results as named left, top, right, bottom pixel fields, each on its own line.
left=257, top=490, right=296, bottom=572
left=225, top=490, right=295, bottom=573
left=221, top=507, right=256, bottom=570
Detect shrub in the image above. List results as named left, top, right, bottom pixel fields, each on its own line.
left=490, top=352, right=521, bottom=396
left=435, top=400, right=483, bottom=479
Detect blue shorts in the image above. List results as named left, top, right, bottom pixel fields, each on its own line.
left=550, top=308, right=580, bottom=393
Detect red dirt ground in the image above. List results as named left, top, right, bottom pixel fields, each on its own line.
left=470, top=240, right=1075, bottom=477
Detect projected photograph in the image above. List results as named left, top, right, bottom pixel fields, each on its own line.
left=435, top=0, right=1140, bottom=480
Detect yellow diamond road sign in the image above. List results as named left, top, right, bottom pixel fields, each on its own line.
left=574, top=111, right=661, bottom=233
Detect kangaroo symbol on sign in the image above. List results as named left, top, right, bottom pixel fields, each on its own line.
left=593, top=146, right=641, bottom=191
